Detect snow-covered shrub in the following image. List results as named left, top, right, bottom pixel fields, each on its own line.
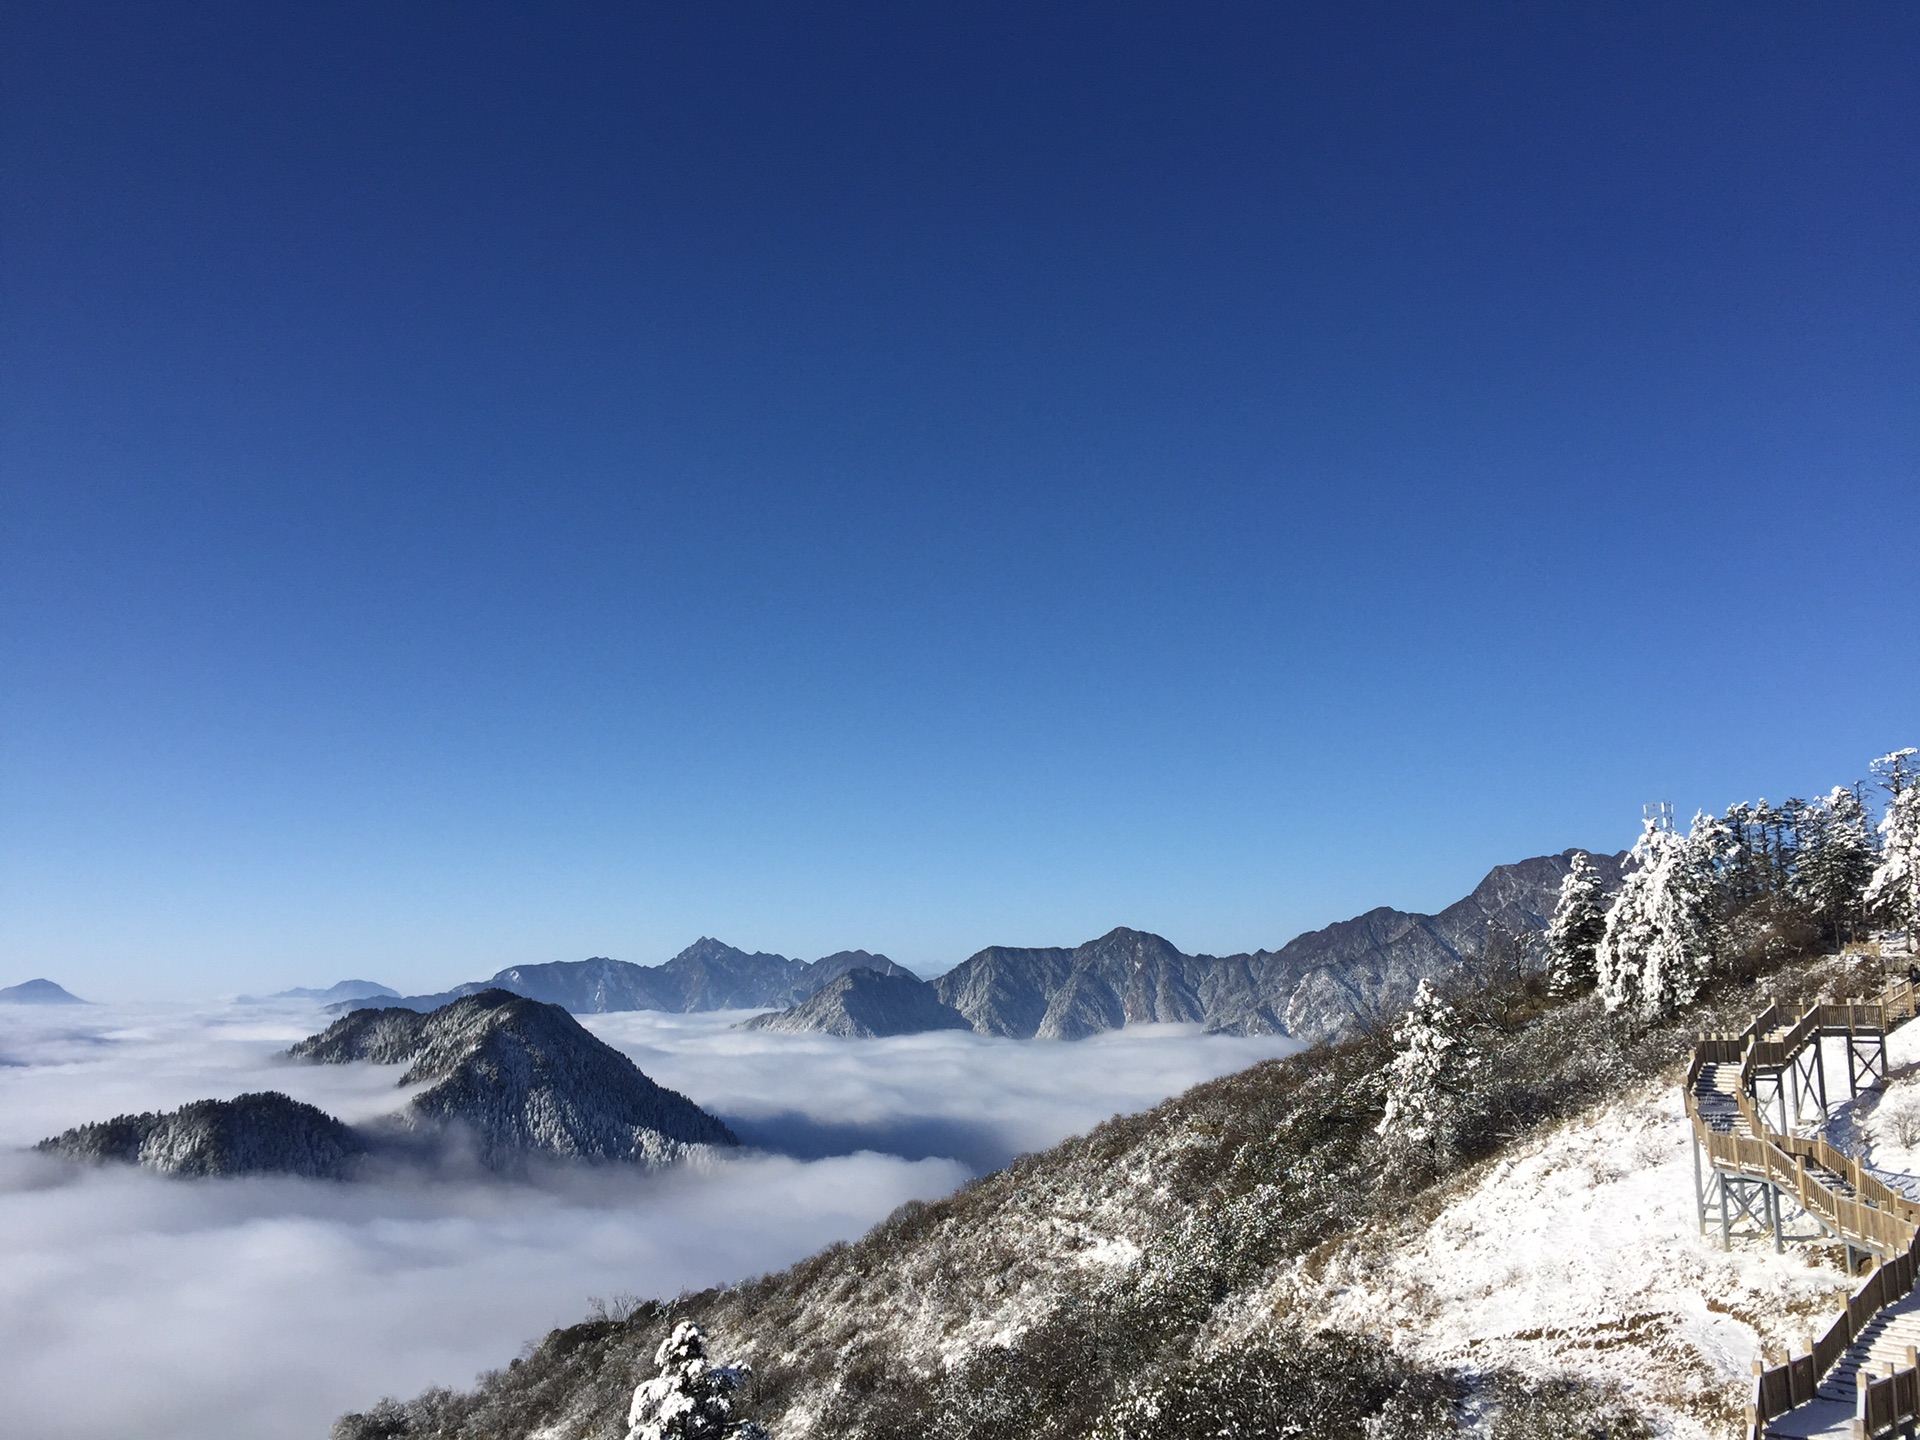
left=1090, top=1330, right=1458, bottom=1440
left=626, top=1322, right=765, bottom=1440
left=1483, top=1371, right=1652, bottom=1440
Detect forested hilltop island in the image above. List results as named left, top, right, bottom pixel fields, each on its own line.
left=337, top=751, right=1920, bottom=1440
left=37, top=991, right=737, bottom=1178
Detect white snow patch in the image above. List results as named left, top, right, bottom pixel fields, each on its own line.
left=1263, top=1078, right=1859, bottom=1438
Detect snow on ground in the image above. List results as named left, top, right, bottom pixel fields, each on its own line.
left=1258, top=1074, right=1860, bottom=1439
left=1825, top=1016, right=1920, bottom=1195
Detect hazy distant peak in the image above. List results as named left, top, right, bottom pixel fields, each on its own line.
left=267, top=980, right=399, bottom=1003
left=0, top=978, right=86, bottom=1005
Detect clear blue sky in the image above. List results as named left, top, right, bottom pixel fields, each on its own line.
left=3, top=4, right=1915, bottom=998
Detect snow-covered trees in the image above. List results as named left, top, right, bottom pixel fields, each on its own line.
left=1376, top=980, right=1484, bottom=1171
left=1868, top=750, right=1920, bottom=950
left=1792, top=786, right=1877, bottom=944
left=626, top=1322, right=766, bottom=1440
left=1545, top=852, right=1607, bottom=995
left=1595, top=814, right=1727, bottom=1021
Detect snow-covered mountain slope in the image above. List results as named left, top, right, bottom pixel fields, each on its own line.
left=291, top=990, right=739, bottom=1169
left=36, top=1090, right=365, bottom=1178
left=337, top=945, right=1883, bottom=1440
left=1262, top=1078, right=1856, bottom=1437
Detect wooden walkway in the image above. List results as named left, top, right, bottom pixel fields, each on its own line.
left=1691, top=979, right=1920, bottom=1439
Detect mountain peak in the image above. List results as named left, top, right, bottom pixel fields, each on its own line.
left=0, top=978, right=86, bottom=1005
left=289, top=990, right=737, bottom=1169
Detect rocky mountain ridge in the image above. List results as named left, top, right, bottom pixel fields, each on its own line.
left=337, top=849, right=1618, bottom=1045
left=751, top=848, right=1625, bottom=1044
left=740, top=967, right=974, bottom=1038
left=348, top=944, right=915, bottom=1017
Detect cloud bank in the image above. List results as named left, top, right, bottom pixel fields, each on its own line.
left=0, top=1000, right=1298, bottom=1440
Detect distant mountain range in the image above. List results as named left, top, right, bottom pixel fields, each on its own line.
left=761, top=848, right=1626, bottom=1044
left=36, top=991, right=735, bottom=1179
left=255, top=980, right=400, bottom=1003
left=0, top=978, right=87, bottom=1005
left=342, top=943, right=915, bottom=1016
left=321, top=846, right=1620, bottom=1044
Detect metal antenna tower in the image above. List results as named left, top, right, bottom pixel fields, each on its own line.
left=1643, top=800, right=1674, bottom=834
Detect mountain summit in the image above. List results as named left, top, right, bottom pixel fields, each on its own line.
left=0, top=978, right=87, bottom=1005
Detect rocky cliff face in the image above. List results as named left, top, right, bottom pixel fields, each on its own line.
left=36, top=1091, right=364, bottom=1178
left=353, top=944, right=917, bottom=1017
left=918, top=848, right=1625, bottom=1044
left=291, top=990, right=738, bottom=1169
left=740, top=968, right=973, bottom=1038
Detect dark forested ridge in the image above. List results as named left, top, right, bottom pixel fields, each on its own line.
left=38, top=1091, right=365, bottom=1178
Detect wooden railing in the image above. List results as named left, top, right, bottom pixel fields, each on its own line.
left=1727, top=980, right=1920, bottom=1438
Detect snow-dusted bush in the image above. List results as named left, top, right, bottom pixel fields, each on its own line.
left=626, top=1322, right=765, bottom=1440
left=1091, top=1330, right=1457, bottom=1440
left=1882, top=1095, right=1920, bottom=1150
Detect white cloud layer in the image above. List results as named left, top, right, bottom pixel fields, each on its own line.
left=0, top=999, right=1298, bottom=1440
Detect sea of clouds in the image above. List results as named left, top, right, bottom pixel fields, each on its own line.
left=0, top=997, right=1299, bottom=1440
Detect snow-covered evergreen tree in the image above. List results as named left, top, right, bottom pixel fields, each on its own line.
left=1792, top=786, right=1877, bottom=944
left=1375, top=979, right=1484, bottom=1171
left=627, top=1322, right=767, bottom=1440
left=1544, top=851, right=1607, bottom=995
left=1595, top=813, right=1726, bottom=1021
left=1868, top=750, right=1920, bottom=951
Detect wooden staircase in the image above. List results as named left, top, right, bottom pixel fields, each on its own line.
left=1695, top=978, right=1920, bottom=1439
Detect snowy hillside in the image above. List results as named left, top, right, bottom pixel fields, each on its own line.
left=337, top=948, right=1899, bottom=1439
left=1265, top=1078, right=1857, bottom=1437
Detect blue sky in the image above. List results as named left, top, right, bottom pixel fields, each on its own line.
left=3, top=4, right=1915, bottom=997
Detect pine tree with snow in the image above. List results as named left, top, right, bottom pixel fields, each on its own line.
left=1792, top=785, right=1877, bottom=945
left=627, top=1322, right=767, bottom=1440
left=1868, top=750, right=1920, bottom=952
left=1595, top=813, right=1726, bottom=1021
left=1545, top=852, right=1607, bottom=996
left=1375, top=979, right=1484, bottom=1172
